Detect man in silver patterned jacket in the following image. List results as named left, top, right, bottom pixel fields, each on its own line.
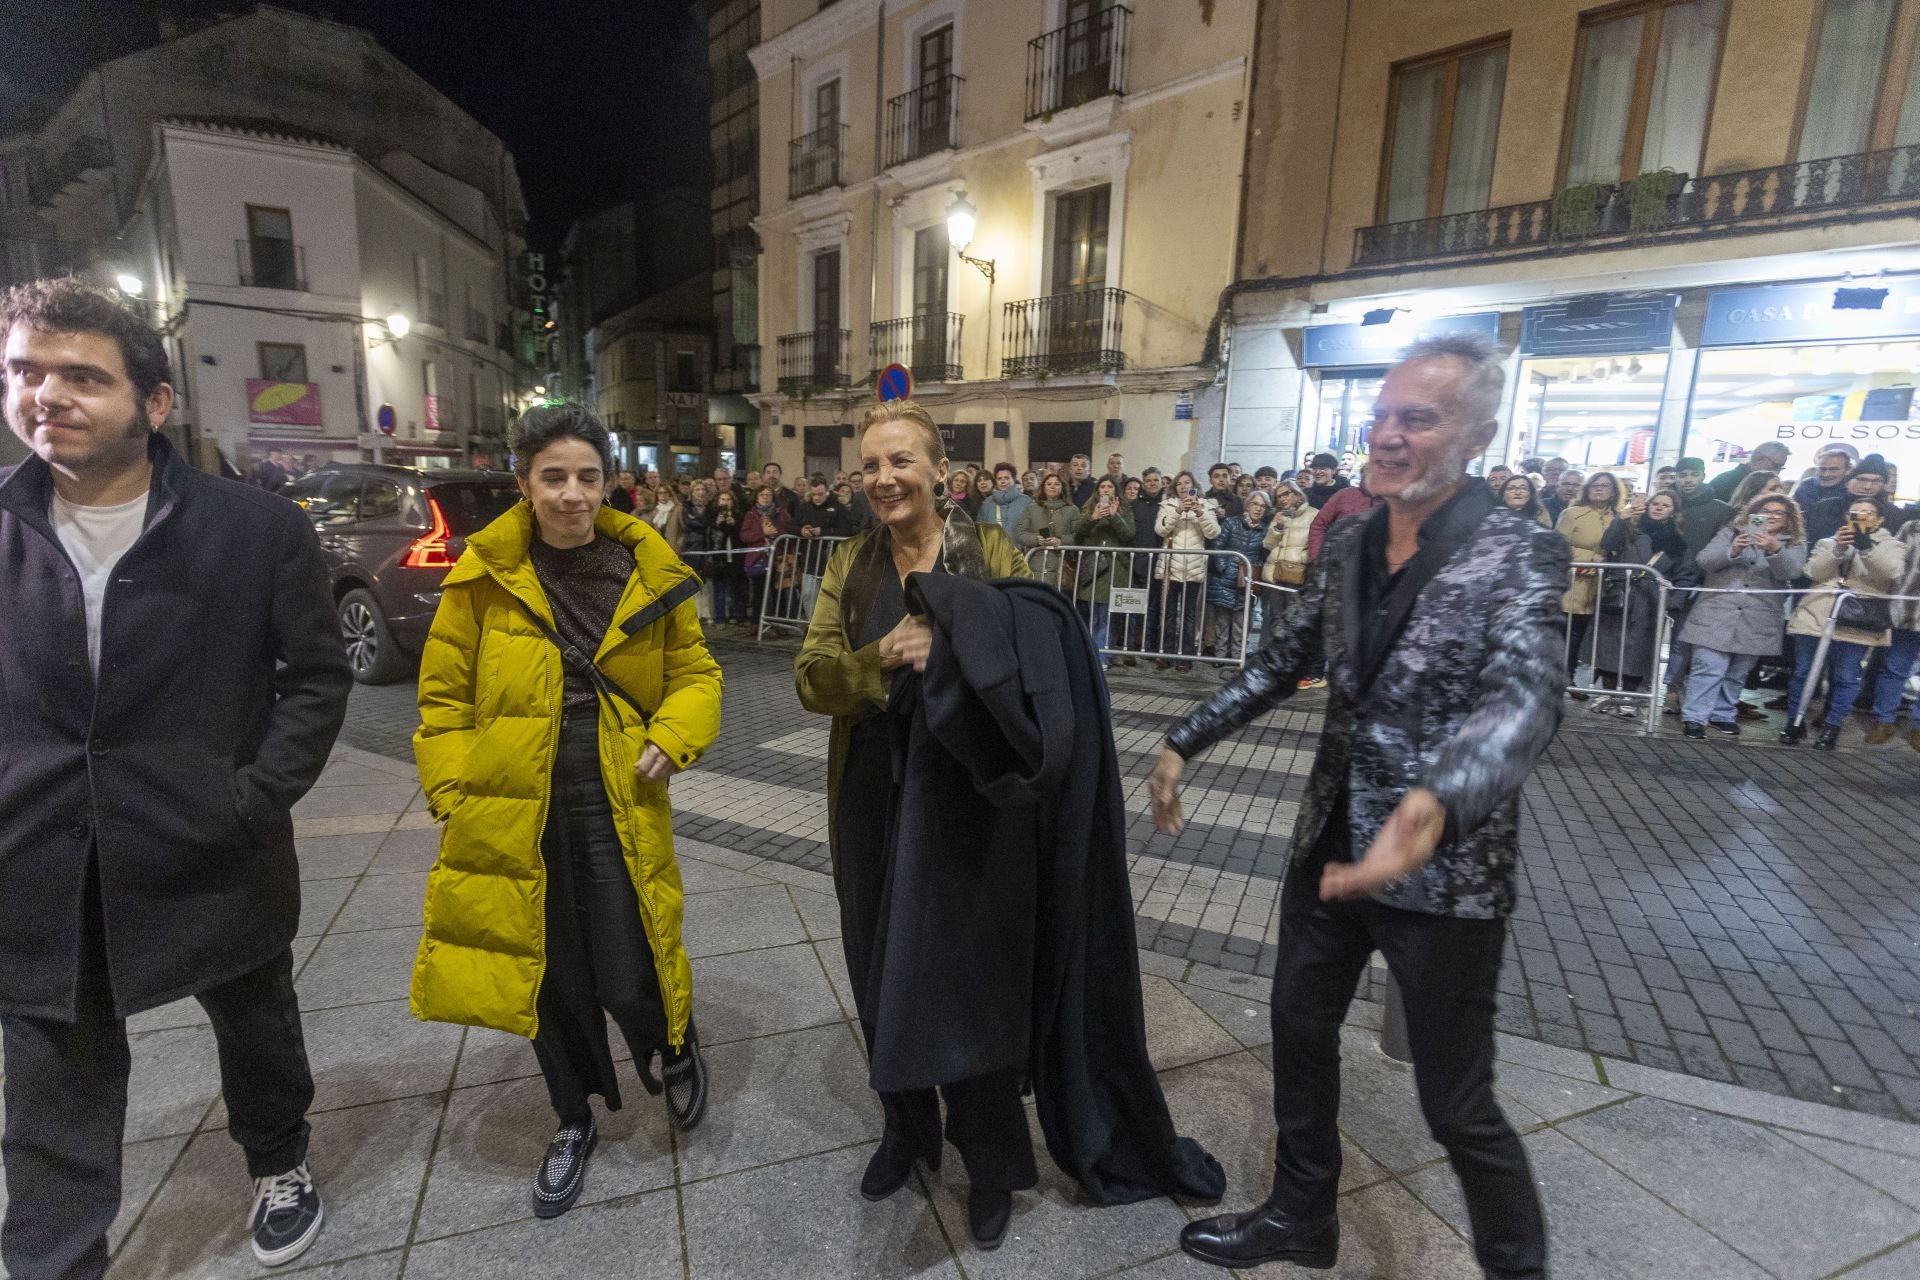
left=1151, top=334, right=1567, bottom=1279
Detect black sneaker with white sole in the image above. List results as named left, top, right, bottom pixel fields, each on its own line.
left=250, top=1163, right=323, bottom=1266
left=533, top=1119, right=598, bottom=1219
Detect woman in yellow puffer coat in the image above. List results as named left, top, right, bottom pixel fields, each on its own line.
left=410, top=404, right=722, bottom=1220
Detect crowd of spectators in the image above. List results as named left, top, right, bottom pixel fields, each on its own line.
left=615, top=440, right=1919, bottom=747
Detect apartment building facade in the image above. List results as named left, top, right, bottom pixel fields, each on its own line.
left=0, top=6, right=530, bottom=472
left=1224, top=0, right=1920, bottom=498
left=748, top=0, right=1255, bottom=480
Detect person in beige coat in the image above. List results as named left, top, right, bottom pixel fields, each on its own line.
left=1555, top=471, right=1624, bottom=685
left=1261, top=480, right=1317, bottom=586
left=1153, top=470, right=1220, bottom=668
left=1783, top=497, right=1908, bottom=749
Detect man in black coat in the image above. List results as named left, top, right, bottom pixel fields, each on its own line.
left=0, top=280, right=351, bottom=1277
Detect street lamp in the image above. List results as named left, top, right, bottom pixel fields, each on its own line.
left=946, top=192, right=995, bottom=283
left=385, top=309, right=411, bottom=339
left=367, top=310, right=411, bottom=350
left=114, top=273, right=144, bottom=297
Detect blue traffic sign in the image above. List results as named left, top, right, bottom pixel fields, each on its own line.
left=877, top=363, right=912, bottom=402
left=376, top=403, right=397, bottom=435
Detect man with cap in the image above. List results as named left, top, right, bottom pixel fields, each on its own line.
left=1806, top=455, right=1905, bottom=544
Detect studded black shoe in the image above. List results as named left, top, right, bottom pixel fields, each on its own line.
left=662, top=1030, right=709, bottom=1132
left=532, top=1119, right=597, bottom=1219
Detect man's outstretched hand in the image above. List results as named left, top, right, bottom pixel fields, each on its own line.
left=1148, top=746, right=1186, bottom=835
left=1320, top=787, right=1446, bottom=902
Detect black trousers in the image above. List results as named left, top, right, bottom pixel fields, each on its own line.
left=880, top=1067, right=1037, bottom=1192
left=532, top=712, right=671, bottom=1124
left=1267, top=853, right=1546, bottom=1280
left=1, top=871, right=312, bottom=1280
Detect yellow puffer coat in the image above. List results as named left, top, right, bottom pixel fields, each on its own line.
left=409, top=503, right=722, bottom=1048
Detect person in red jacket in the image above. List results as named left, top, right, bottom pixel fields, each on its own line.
left=1306, top=467, right=1383, bottom=560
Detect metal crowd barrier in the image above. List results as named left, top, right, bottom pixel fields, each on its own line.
left=1022, top=544, right=1257, bottom=667
left=754, top=533, right=849, bottom=640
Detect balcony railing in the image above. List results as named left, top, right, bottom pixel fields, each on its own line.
left=776, top=329, right=852, bottom=393
left=1354, top=145, right=1920, bottom=268
left=871, top=313, right=964, bottom=384
left=1002, top=288, right=1127, bottom=378
left=885, top=76, right=962, bottom=168
left=789, top=123, right=847, bottom=199
left=235, top=238, right=308, bottom=291
left=1026, top=4, right=1130, bottom=122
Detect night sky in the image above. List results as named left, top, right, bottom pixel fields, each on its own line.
left=0, top=0, right=709, bottom=249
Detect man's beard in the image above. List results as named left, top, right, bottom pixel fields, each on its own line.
left=1399, top=439, right=1476, bottom=504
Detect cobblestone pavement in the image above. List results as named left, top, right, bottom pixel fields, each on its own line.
left=337, top=634, right=1920, bottom=1125
left=18, top=740, right=1920, bottom=1279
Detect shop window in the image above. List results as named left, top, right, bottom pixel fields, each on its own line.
left=1379, top=39, right=1510, bottom=223
left=1797, top=0, right=1920, bottom=161
left=1561, top=0, right=1727, bottom=186
left=1686, top=342, right=1920, bottom=500
left=1510, top=353, right=1672, bottom=491
left=257, top=341, right=307, bottom=383
left=1312, top=369, right=1389, bottom=463
left=1028, top=421, right=1094, bottom=468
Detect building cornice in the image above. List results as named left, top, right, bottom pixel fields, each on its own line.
left=748, top=0, right=885, bottom=79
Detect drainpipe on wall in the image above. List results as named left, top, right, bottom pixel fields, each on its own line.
left=868, top=1, right=887, bottom=389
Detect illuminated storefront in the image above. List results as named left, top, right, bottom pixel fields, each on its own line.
left=1505, top=296, right=1677, bottom=491
left=1686, top=280, right=1920, bottom=501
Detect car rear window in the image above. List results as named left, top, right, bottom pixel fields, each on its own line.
left=430, top=482, right=521, bottom=536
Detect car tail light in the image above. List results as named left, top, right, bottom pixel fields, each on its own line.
left=402, top=497, right=456, bottom=569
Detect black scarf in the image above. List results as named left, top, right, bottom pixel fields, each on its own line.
left=1640, top=514, right=1688, bottom=564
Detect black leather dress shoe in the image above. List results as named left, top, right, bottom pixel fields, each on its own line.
left=967, top=1186, right=1013, bottom=1249
left=1179, top=1202, right=1337, bottom=1270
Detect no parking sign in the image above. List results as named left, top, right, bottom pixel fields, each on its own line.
left=877, top=363, right=912, bottom=402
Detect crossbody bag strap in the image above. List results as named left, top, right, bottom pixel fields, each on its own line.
left=518, top=602, right=653, bottom=729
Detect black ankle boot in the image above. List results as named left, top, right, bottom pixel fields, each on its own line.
left=1779, top=722, right=1806, bottom=745
left=860, top=1138, right=915, bottom=1202
left=967, top=1186, right=1013, bottom=1249
left=1815, top=724, right=1841, bottom=751
left=1179, top=1198, right=1338, bottom=1270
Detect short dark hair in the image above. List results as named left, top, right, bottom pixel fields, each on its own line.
left=509, top=402, right=614, bottom=478
left=993, top=461, right=1017, bottom=477
left=1254, top=465, right=1278, bottom=479
left=1676, top=457, right=1707, bottom=475
left=808, top=472, right=829, bottom=488
left=1209, top=463, right=1230, bottom=476
left=1310, top=452, right=1339, bottom=470
left=1, top=277, right=172, bottom=401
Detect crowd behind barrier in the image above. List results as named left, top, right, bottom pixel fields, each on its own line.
left=638, top=450, right=1920, bottom=744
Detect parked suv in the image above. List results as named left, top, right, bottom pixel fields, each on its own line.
left=286, top=464, right=520, bottom=684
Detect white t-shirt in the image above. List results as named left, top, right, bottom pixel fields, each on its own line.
left=50, top=490, right=150, bottom=674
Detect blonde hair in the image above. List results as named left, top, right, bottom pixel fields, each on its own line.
left=857, top=398, right=947, bottom=462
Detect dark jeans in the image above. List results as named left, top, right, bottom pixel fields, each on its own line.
left=1788, top=634, right=1870, bottom=729
left=711, top=576, right=748, bottom=624
left=2, top=880, right=312, bottom=1280
left=533, top=713, right=670, bottom=1123
left=880, top=1067, right=1037, bottom=1192
left=1266, top=853, right=1545, bottom=1279
left=1157, top=580, right=1204, bottom=657
left=1563, top=611, right=1593, bottom=682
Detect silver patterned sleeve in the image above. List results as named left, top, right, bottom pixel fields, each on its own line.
left=1418, top=529, right=1570, bottom=834
left=1164, top=552, right=1327, bottom=760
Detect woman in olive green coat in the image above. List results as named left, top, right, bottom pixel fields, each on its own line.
left=794, top=400, right=1031, bottom=1250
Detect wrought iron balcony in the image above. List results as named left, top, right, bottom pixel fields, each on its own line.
left=1026, top=5, right=1129, bottom=122
left=1354, top=145, right=1920, bottom=269
left=788, top=123, right=847, bottom=199
left=1001, top=288, right=1126, bottom=378
left=776, top=329, right=852, bottom=393
left=885, top=76, right=962, bottom=168
left=871, top=313, right=964, bottom=384
left=235, top=238, right=308, bottom=291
